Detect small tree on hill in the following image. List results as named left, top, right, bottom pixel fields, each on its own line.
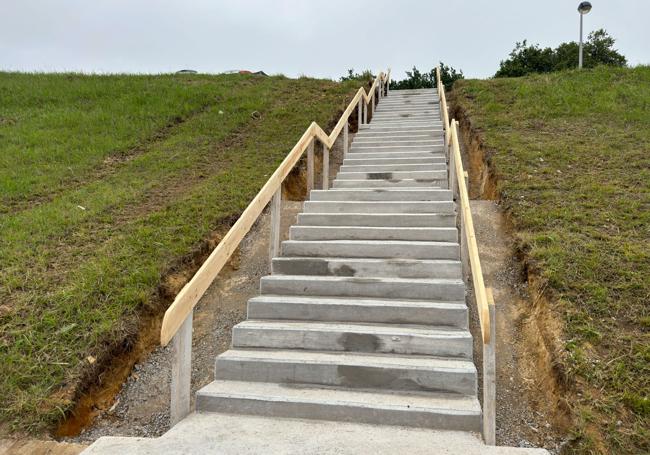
left=340, top=69, right=375, bottom=82
left=495, top=29, right=626, bottom=77
left=390, top=62, right=464, bottom=90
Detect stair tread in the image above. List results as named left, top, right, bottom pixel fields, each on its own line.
left=219, top=348, right=476, bottom=370
left=274, top=256, right=460, bottom=264
left=236, top=319, right=471, bottom=336
left=197, top=380, right=481, bottom=413
left=249, top=294, right=466, bottom=306
left=282, top=239, right=458, bottom=246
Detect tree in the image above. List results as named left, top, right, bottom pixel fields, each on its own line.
left=495, top=29, right=626, bottom=77
left=339, top=69, right=375, bottom=82
left=585, top=29, right=627, bottom=67
left=389, top=62, right=464, bottom=90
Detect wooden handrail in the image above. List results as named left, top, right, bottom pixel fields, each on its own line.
left=160, top=70, right=389, bottom=346
left=450, top=120, right=491, bottom=344
left=435, top=67, right=490, bottom=344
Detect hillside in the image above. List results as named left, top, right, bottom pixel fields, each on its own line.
left=452, top=66, right=649, bottom=454
left=0, top=72, right=359, bottom=432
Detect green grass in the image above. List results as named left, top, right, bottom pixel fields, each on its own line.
left=0, top=72, right=359, bottom=432
left=453, top=66, right=650, bottom=454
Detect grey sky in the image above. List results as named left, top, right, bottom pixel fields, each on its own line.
left=1, top=0, right=648, bottom=80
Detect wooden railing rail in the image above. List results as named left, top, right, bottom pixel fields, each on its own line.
left=161, top=69, right=390, bottom=425
left=436, top=66, right=496, bottom=445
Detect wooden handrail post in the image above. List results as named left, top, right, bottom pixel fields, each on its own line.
left=322, top=142, right=330, bottom=190
left=343, top=122, right=349, bottom=158
left=483, top=289, right=497, bottom=445
left=269, top=187, right=281, bottom=265
left=461, top=171, right=470, bottom=281
left=357, top=99, right=363, bottom=126
left=306, top=139, right=314, bottom=192
left=449, top=140, right=457, bottom=201
left=170, top=311, right=192, bottom=426
left=363, top=100, right=368, bottom=124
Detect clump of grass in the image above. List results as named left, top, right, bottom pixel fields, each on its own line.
left=0, top=72, right=359, bottom=432
left=453, top=66, right=650, bottom=454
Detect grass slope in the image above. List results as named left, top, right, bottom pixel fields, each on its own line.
left=0, top=72, right=358, bottom=432
left=453, top=66, right=649, bottom=454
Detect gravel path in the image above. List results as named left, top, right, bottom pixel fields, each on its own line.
left=471, top=201, right=570, bottom=454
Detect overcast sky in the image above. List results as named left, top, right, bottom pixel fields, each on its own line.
left=2, top=0, right=648, bottom=80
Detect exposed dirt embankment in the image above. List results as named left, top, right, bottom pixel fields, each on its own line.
left=449, top=99, right=573, bottom=450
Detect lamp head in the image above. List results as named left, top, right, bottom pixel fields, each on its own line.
left=578, top=1, right=592, bottom=14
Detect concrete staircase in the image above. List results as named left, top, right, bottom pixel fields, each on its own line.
left=194, top=88, right=481, bottom=431
left=84, top=89, right=549, bottom=454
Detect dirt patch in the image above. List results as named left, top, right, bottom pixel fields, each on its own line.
left=0, top=438, right=86, bottom=455
left=448, top=98, right=497, bottom=200
left=54, top=229, right=238, bottom=438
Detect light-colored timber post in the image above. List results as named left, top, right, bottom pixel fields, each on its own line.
left=357, top=99, right=363, bottom=126
left=343, top=122, right=349, bottom=158
left=170, top=311, right=192, bottom=426
left=363, top=99, right=368, bottom=124
left=322, top=142, right=330, bottom=190
left=483, top=288, right=497, bottom=445
left=369, top=93, right=374, bottom=120
left=449, top=122, right=457, bottom=201
left=269, top=187, right=281, bottom=264
left=306, top=139, right=314, bottom=192
left=461, top=171, right=470, bottom=281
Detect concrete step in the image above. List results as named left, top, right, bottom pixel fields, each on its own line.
left=355, top=131, right=443, bottom=138
left=247, top=295, right=468, bottom=328
left=373, top=111, right=440, bottom=118
left=196, top=380, right=481, bottom=432
left=289, top=225, right=457, bottom=242
left=339, top=163, right=447, bottom=173
left=272, top=257, right=461, bottom=279
left=351, top=140, right=443, bottom=148
left=84, top=411, right=551, bottom=454
left=297, top=212, right=455, bottom=227
left=309, top=188, right=452, bottom=201
left=343, top=151, right=445, bottom=159
left=302, top=200, right=454, bottom=214
left=281, top=239, right=459, bottom=260
left=375, top=107, right=440, bottom=114
left=372, top=109, right=440, bottom=118
left=349, top=145, right=444, bottom=153
left=374, top=111, right=439, bottom=117
left=342, top=156, right=446, bottom=165
left=232, top=320, right=472, bottom=357
left=363, top=122, right=442, bottom=130
left=359, top=124, right=442, bottom=132
left=332, top=179, right=448, bottom=189
left=214, top=349, right=477, bottom=395
left=335, top=170, right=448, bottom=181
left=260, top=275, right=465, bottom=301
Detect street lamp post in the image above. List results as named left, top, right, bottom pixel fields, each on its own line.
left=578, top=1, right=592, bottom=69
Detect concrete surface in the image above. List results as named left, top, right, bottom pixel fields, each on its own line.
left=84, top=412, right=549, bottom=455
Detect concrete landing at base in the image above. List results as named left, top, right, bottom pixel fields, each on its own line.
left=84, top=412, right=549, bottom=455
